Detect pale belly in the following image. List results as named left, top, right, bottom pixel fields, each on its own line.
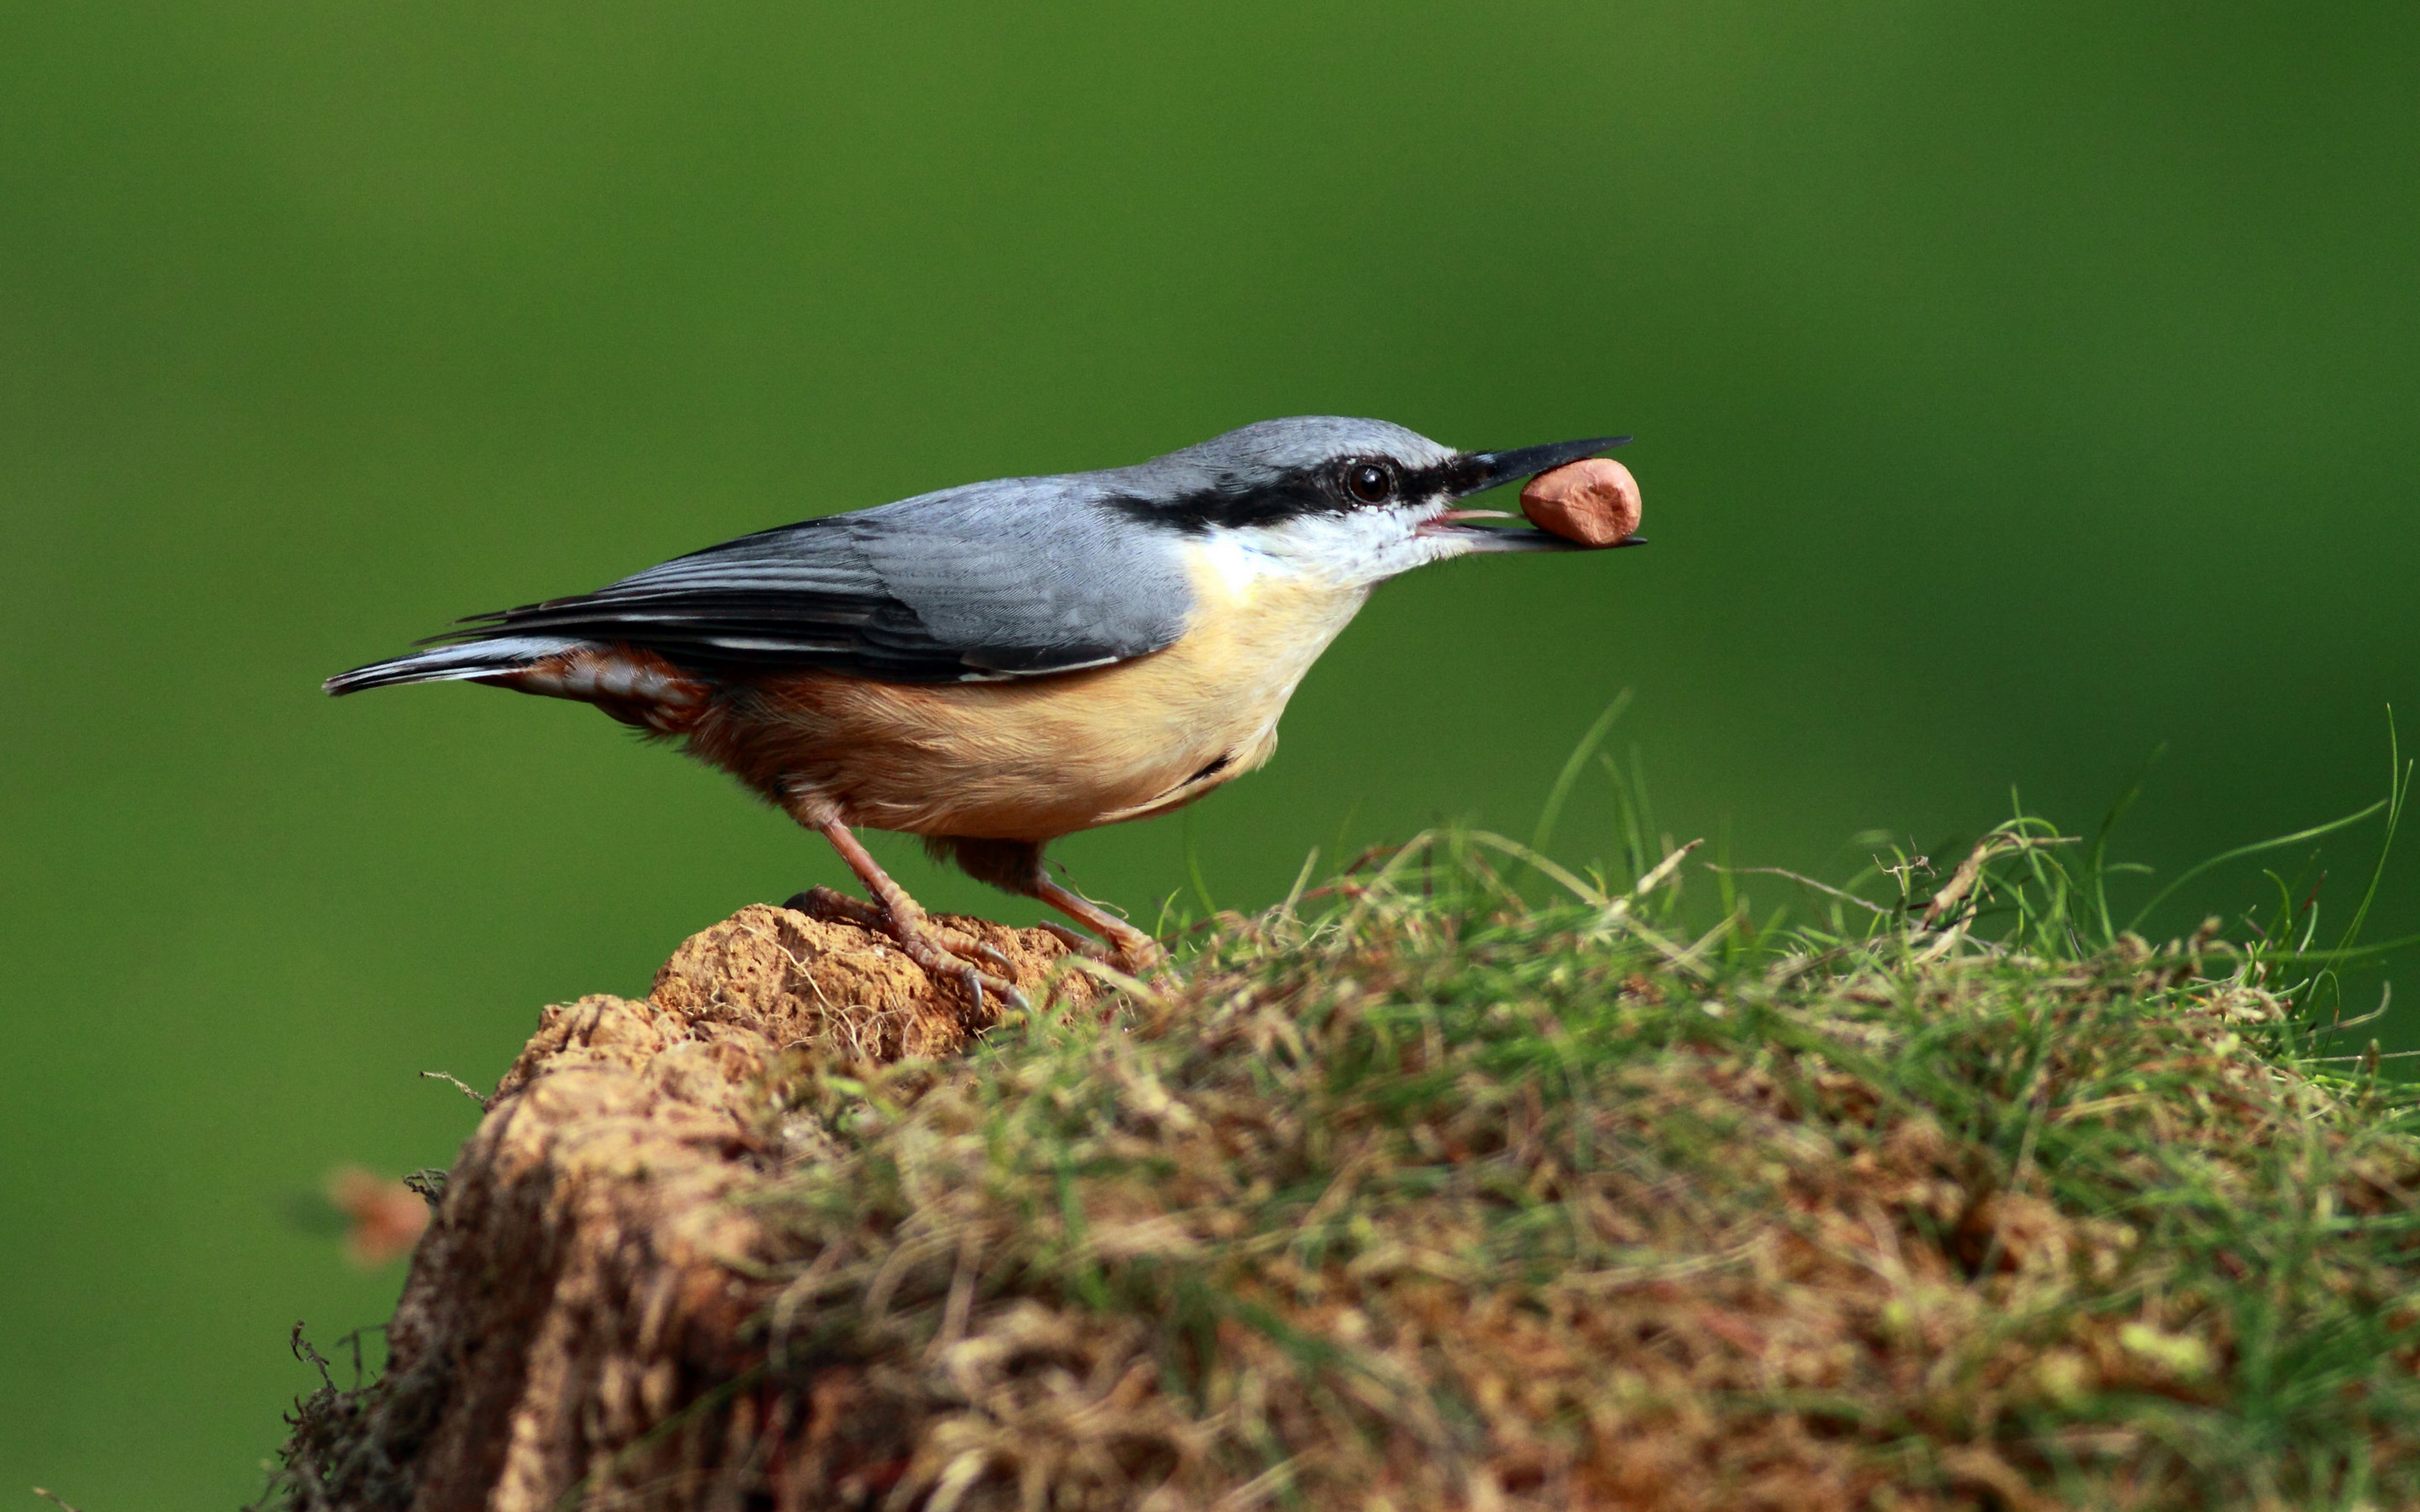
left=686, top=558, right=1371, bottom=841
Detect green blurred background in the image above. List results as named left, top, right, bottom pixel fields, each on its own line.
left=5, top=1, right=2417, bottom=1501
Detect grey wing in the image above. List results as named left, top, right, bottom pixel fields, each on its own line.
left=435, top=479, right=1195, bottom=683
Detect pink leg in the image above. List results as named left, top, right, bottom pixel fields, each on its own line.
left=804, top=818, right=1027, bottom=1012
left=1030, top=875, right=1165, bottom=973
left=936, top=837, right=1164, bottom=973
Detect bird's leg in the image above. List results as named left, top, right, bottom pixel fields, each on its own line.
left=800, top=817, right=1026, bottom=1012
left=1028, top=876, right=1165, bottom=973
left=784, top=885, right=1014, bottom=971
left=939, top=837, right=1165, bottom=974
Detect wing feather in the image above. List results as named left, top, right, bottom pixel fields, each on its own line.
left=430, top=480, right=1193, bottom=683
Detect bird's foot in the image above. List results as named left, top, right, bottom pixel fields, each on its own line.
left=1024, top=875, right=1167, bottom=977
left=784, top=886, right=1027, bottom=1012
left=1033, top=920, right=1166, bottom=977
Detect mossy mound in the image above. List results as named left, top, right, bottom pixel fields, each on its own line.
left=745, top=828, right=2420, bottom=1511
left=264, top=806, right=2419, bottom=1510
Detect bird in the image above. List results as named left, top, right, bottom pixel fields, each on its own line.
left=327, top=416, right=1639, bottom=1007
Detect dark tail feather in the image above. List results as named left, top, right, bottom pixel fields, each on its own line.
left=324, top=636, right=585, bottom=696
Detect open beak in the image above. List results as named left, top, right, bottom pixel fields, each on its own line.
left=1460, top=435, right=1629, bottom=495
left=1427, top=434, right=1644, bottom=552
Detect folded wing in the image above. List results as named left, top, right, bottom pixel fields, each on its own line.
left=417, top=480, right=1194, bottom=685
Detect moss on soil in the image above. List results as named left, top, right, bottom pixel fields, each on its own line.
left=264, top=769, right=2420, bottom=1509
left=719, top=814, right=2420, bottom=1511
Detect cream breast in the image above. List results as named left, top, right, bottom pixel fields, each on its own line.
left=687, top=537, right=1373, bottom=841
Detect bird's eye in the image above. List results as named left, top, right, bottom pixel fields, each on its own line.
left=1343, top=461, right=1395, bottom=504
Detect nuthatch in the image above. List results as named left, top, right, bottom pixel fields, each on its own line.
left=329, top=417, right=1639, bottom=1005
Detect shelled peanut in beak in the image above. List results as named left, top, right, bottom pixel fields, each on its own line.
left=1520, top=458, right=1643, bottom=548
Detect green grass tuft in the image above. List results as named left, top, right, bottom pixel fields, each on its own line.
left=744, top=776, right=2420, bottom=1509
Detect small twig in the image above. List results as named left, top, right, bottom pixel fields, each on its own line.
left=1339, top=843, right=1397, bottom=877
left=1923, top=832, right=2078, bottom=927
left=33, top=1489, right=86, bottom=1512
left=421, top=1070, right=489, bottom=1109
left=1584, top=840, right=1706, bottom=941
left=402, top=1168, right=450, bottom=1210
left=289, top=1321, right=334, bottom=1390
left=1630, top=838, right=1703, bottom=900
left=1879, top=853, right=1933, bottom=896
left=2308, top=1045, right=2420, bottom=1065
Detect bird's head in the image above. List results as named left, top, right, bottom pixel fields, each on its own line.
left=1102, top=416, right=1634, bottom=587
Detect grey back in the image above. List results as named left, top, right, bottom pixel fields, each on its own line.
left=431, top=417, right=1444, bottom=682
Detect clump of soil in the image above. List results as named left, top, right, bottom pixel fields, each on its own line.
left=260, top=831, right=2420, bottom=1512
left=258, top=904, right=1095, bottom=1512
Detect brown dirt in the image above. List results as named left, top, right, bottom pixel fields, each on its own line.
left=271, top=903, right=1096, bottom=1512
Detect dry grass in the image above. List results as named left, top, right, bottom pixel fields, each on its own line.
left=257, top=728, right=2420, bottom=1509
left=739, top=789, right=2420, bottom=1510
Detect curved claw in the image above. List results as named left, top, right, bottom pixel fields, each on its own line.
left=881, top=916, right=1028, bottom=1015
left=960, top=964, right=1028, bottom=1016
left=930, top=925, right=1018, bottom=977
left=925, top=952, right=1029, bottom=1016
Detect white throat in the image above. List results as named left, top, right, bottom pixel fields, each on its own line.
left=1200, top=505, right=1465, bottom=594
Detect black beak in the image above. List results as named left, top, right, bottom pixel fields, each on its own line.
left=1430, top=434, right=1644, bottom=553
left=1455, top=435, right=1629, bottom=496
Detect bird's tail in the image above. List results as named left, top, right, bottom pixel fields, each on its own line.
left=323, top=636, right=585, bottom=696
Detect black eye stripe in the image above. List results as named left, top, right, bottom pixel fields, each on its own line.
left=1104, top=454, right=1488, bottom=533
